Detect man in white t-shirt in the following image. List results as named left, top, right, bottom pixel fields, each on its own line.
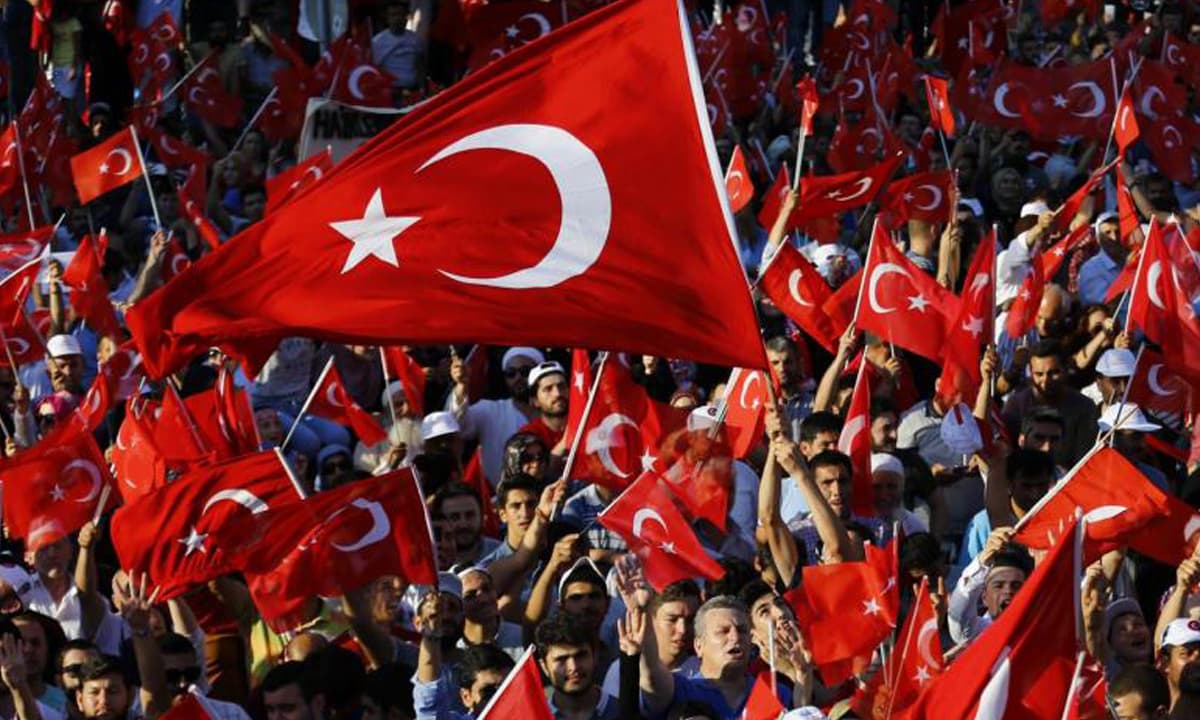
left=371, top=0, right=427, bottom=91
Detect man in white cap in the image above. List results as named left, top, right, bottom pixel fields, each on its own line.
left=447, top=346, right=545, bottom=485
left=518, top=361, right=570, bottom=454
left=996, top=200, right=1056, bottom=306
left=1158, top=618, right=1200, bottom=710
left=420, top=411, right=462, bottom=459
left=1083, top=347, right=1135, bottom=412
left=870, top=453, right=927, bottom=535
left=1078, top=211, right=1125, bottom=306
left=1099, top=403, right=1168, bottom=491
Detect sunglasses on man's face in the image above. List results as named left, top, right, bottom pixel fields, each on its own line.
left=165, top=666, right=202, bottom=685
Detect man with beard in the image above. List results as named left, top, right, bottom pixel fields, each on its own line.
left=555, top=560, right=612, bottom=648
left=413, top=642, right=513, bottom=720
left=949, top=530, right=1033, bottom=645
left=764, top=336, right=814, bottom=439
left=519, top=362, right=570, bottom=453
left=1002, top=340, right=1099, bottom=467
left=535, top=612, right=618, bottom=719
left=432, top=484, right=499, bottom=571
left=1159, top=619, right=1200, bottom=711
left=448, top=346, right=546, bottom=485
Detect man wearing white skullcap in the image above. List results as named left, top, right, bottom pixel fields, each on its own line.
left=445, top=346, right=545, bottom=486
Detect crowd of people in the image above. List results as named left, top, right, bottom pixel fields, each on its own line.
left=0, top=0, right=1195, bottom=719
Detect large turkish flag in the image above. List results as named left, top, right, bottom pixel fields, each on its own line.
left=126, top=0, right=763, bottom=378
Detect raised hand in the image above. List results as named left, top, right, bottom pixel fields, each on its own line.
left=614, top=553, right=652, bottom=610
left=616, top=603, right=646, bottom=656
left=0, top=633, right=26, bottom=691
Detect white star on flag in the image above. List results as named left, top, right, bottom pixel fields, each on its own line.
left=914, top=665, right=932, bottom=685
left=505, top=25, right=520, bottom=38
left=99, top=163, right=110, bottom=174
left=1052, top=94, right=1068, bottom=108
left=862, top=597, right=881, bottom=616
left=574, top=372, right=585, bottom=393
left=49, top=484, right=65, bottom=502
left=907, top=294, right=930, bottom=312
left=963, top=315, right=983, bottom=337
left=640, top=450, right=657, bottom=472
left=178, top=527, right=209, bottom=557
left=329, top=188, right=420, bottom=274
left=902, top=192, right=914, bottom=202
left=657, top=541, right=677, bottom=555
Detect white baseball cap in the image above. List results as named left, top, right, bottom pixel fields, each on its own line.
left=1098, top=403, right=1160, bottom=433
left=46, top=334, right=82, bottom=358
left=420, top=411, right=460, bottom=441
left=1095, top=349, right=1136, bottom=378
left=687, top=405, right=720, bottom=432
left=870, top=453, right=904, bottom=477
left=1020, top=200, right=1052, bottom=218
left=1162, top=618, right=1200, bottom=648
left=527, top=361, right=566, bottom=391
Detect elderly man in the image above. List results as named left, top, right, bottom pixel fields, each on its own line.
left=447, top=346, right=545, bottom=485
left=1078, top=212, right=1126, bottom=306
left=640, top=595, right=795, bottom=718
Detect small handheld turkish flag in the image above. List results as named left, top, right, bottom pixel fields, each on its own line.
left=61, top=234, right=121, bottom=340
left=796, top=75, right=819, bottom=135
left=1114, top=91, right=1140, bottom=155
left=855, top=222, right=961, bottom=361
left=724, top=146, right=753, bottom=213
left=721, top=367, right=767, bottom=458
left=757, top=242, right=839, bottom=352
left=1, top=419, right=113, bottom=551
left=1128, top=348, right=1191, bottom=417
left=306, top=359, right=388, bottom=446
left=598, top=469, right=724, bottom=590
left=838, top=363, right=874, bottom=518
left=477, top=647, right=554, bottom=720
left=923, top=75, right=955, bottom=138
left=70, top=126, right=145, bottom=204
left=794, top=152, right=904, bottom=222
left=381, top=346, right=426, bottom=417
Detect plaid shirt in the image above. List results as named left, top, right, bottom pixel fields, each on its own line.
left=787, top=514, right=889, bottom=566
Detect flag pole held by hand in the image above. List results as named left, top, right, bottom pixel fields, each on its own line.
left=552, top=351, right=608, bottom=519
left=128, top=127, right=162, bottom=230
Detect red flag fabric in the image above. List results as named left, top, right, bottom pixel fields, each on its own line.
left=160, top=694, right=215, bottom=720
left=307, top=362, right=389, bottom=446
left=756, top=164, right=791, bottom=231
left=266, top=150, right=334, bottom=215
left=879, top=170, right=953, bottom=225
left=241, top=470, right=438, bottom=630
left=796, top=75, right=819, bottom=135
left=69, top=127, right=144, bottom=204
left=61, top=235, right=121, bottom=339
left=924, top=75, right=955, bottom=138
left=724, top=145, right=753, bottom=213
left=1013, top=447, right=1171, bottom=560
left=326, top=39, right=398, bottom=107
left=942, top=229, right=997, bottom=389
left=177, top=183, right=222, bottom=253
left=794, top=152, right=904, bottom=222
left=109, top=451, right=301, bottom=599
left=1128, top=349, right=1192, bottom=417
left=563, top=348, right=593, bottom=446
left=126, top=0, right=765, bottom=379
left=1, top=420, right=113, bottom=551
left=900, top=520, right=1080, bottom=719
left=743, top=673, right=786, bottom=720
left=143, top=126, right=210, bottom=172
left=0, top=226, right=52, bottom=274
left=1116, top=181, right=1139, bottom=244
left=855, top=224, right=961, bottom=361
left=598, top=470, right=724, bottom=591
left=109, top=401, right=167, bottom=502
left=758, top=242, right=839, bottom=352
left=786, top=554, right=896, bottom=665
left=476, top=648, right=554, bottom=720
left=852, top=577, right=943, bottom=719
left=573, top=360, right=687, bottom=489
left=721, top=367, right=767, bottom=458
left=382, top=346, right=426, bottom=417
left=1005, top=260, right=1044, bottom=338
left=978, top=58, right=1114, bottom=141
left=838, top=365, right=874, bottom=518
left=1129, top=220, right=1200, bottom=380
left=181, top=53, right=244, bottom=128
left=463, top=448, right=501, bottom=540
left=1115, top=91, right=1140, bottom=155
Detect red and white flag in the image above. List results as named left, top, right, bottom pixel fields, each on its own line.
left=724, top=145, right=753, bottom=213
left=838, top=363, right=874, bottom=518
left=1, top=419, right=114, bottom=551
left=797, top=75, right=819, bottom=135
left=61, top=234, right=121, bottom=339
left=70, top=127, right=144, bottom=204
left=941, top=229, right=997, bottom=394
left=382, top=346, right=426, bottom=417
left=181, top=53, right=244, bottom=128
left=126, top=0, right=766, bottom=379
left=786, top=550, right=896, bottom=666
left=598, top=469, right=724, bottom=591
left=924, top=75, right=955, bottom=138
left=757, top=242, right=839, bottom=352
left=477, top=647, right=554, bottom=720
left=721, top=367, right=767, bottom=458
left=1114, top=91, right=1140, bottom=155
left=852, top=577, right=943, bottom=718
left=1127, top=349, right=1192, bottom=417
left=306, top=360, right=389, bottom=446
left=266, top=149, right=334, bottom=215
left=855, top=223, right=961, bottom=361
left=879, top=170, right=953, bottom=224
left=794, top=152, right=904, bottom=221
